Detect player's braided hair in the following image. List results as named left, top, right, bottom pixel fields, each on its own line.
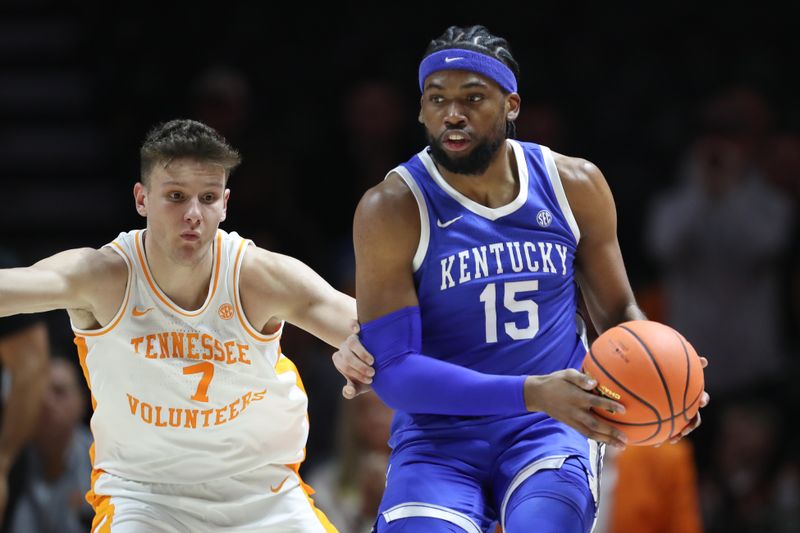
left=140, top=119, right=241, bottom=184
left=423, top=25, right=520, bottom=138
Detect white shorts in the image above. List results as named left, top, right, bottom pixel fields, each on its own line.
left=87, top=463, right=337, bottom=532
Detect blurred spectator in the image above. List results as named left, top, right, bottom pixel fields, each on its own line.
left=342, top=79, right=411, bottom=191
left=645, top=129, right=795, bottom=399
left=701, top=85, right=773, bottom=166
left=7, top=356, right=92, bottom=533
left=190, top=65, right=253, bottom=146
left=0, top=249, right=49, bottom=532
left=645, top=90, right=797, bottom=526
left=594, top=441, right=703, bottom=533
left=301, top=78, right=417, bottom=253
left=700, top=400, right=800, bottom=533
left=763, top=131, right=800, bottom=358
left=763, top=131, right=800, bottom=204
left=306, top=391, right=393, bottom=533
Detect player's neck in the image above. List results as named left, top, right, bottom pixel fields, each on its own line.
left=438, top=142, right=519, bottom=209
left=143, top=232, right=213, bottom=310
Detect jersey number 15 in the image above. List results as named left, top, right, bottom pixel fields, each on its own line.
left=478, top=281, right=539, bottom=343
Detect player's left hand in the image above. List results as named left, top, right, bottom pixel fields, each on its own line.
left=667, top=356, right=710, bottom=444
left=332, top=320, right=375, bottom=399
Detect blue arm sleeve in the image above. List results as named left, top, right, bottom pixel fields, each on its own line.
left=359, top=306, right=527, bottom=415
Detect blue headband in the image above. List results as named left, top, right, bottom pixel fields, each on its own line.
left=418, top=48, right=518, bottom=93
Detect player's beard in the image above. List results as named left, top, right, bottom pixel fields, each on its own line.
left=427, top=117, right=507, bottom=176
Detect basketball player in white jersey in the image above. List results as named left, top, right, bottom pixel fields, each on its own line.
left=0, top=119, right=374, bottom=532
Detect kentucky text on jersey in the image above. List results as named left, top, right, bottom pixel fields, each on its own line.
left=440, top=240, right=569, bottom=290
left=129, top=330, right=252, bottom=365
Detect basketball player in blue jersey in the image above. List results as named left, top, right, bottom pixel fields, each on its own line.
left=350, top=25, right=709, bottom=532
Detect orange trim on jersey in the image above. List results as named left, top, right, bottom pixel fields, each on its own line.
left=134, top=230, right=222, bottom=317
left=74, top=336, right=98, bottom=410
left=73, top=242, right=132, bottom=337
left=89, top=492, right=115, bottom=533
left=278, top=356, right=337, bottom=531
left=77, top=360, right=114, bottom=532
left=87, top=455, right=114, bottom=533
left=233, top=239, right=282, bottom=342
left=298, top=475, right=338, bottom=532
left=275, top=355, right=306, bottom=392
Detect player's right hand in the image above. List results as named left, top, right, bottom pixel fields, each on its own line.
left=523, top=369, right=628, bottom=448
left=332, top=320, right=375, bottom=399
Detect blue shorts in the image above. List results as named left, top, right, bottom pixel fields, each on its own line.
left=374, top=415, right=602, bottom=532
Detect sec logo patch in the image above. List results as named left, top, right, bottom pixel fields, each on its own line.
left=218, top=303, right=234, bottom=320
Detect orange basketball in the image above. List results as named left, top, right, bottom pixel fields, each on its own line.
left=581, top=320, right=704, bottom=446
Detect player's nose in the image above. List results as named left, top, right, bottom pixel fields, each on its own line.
left=443, top=102, right=467, bottom=127
left=184, top=198, right=202, bottom=225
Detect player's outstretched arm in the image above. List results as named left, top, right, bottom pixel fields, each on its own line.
left=0, top=248, right=116, bottom=318
left=238, top=246, right=373, bottom=394
left=239, top=246, right=357, bottom=348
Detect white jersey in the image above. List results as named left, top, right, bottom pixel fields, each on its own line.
left=74, top=229, right=309, bottom=484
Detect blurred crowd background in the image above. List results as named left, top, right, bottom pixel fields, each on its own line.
left=1, top=1, right=799, bottom=532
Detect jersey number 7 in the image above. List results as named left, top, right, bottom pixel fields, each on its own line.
left=183, top=361, right=215, bottom=402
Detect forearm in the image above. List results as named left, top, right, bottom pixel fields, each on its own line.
left=361, top=306, right=527, bottom=415
left=297, top=292, right=357, bottom=349
left=0, top=323, right=48, bottom=472
left=0, top=267, right=70, bottom=317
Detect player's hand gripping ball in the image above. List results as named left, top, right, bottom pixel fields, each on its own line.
left=582, top=320, right=704, bottom=446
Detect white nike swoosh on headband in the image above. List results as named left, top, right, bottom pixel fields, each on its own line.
left=444, top=57, right=464, bottom=63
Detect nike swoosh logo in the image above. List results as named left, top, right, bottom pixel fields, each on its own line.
left=444, top=57, right=464, bottom=63
left=437, top=215, right=463, bottom=228
left=270, top=475, right=290, bottom=493
left=132, top=307, right=154, bottom=317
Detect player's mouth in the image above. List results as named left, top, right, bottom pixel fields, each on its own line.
left=180, top=231, right=201, bottom=242
left=440, top=131, right=471, bottom=152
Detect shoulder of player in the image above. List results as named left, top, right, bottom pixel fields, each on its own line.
left=552, top=152, right=615, bottom=235
left=354, top=171, right=419, bottom=247
left=34, top=247, right=126, bottom=285
left=552, top=152, right=609, bottom=197
left=238, top=245, right=311, bottom=297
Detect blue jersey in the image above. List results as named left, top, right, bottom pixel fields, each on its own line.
left=375, top=141, right=601, bottom=532
left=390, top=140, right=589, bottom=450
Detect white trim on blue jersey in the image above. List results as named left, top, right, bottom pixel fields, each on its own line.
left=499, top=455, right=569, bottom=530
left=417, top=141, right=530, bottom=220
left=392, top=166, right=431, bottom=273
left=541, top=145, right=581, bottom=243
left=382, top=502, right=483, bottom=533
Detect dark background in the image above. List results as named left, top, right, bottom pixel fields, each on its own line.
left=2, top=1, right=799, bottom=531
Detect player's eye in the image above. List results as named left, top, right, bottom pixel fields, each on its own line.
left=468, top=94, right=484, bottom=103
left=168, top=191, right=183, bottom=201
left=201, top=193, right=216, bottom=203
left=430, top=95, right=445, bottom=104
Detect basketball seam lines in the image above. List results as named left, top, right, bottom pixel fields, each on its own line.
left=676, top=332, right=693, bottom=423
left=618, top=325, right=676, bottom=439
left=591, top=389, right=703, bottom=426
left=588, top=347, right=663, bottom=444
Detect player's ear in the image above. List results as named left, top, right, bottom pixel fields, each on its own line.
left=418, top=96, right=424, bottom=124
left=506, top=93, right=521, bottom=121
left=133, top=182, right=147, bottom=217
left=220, top=189, right=231, bottom=222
